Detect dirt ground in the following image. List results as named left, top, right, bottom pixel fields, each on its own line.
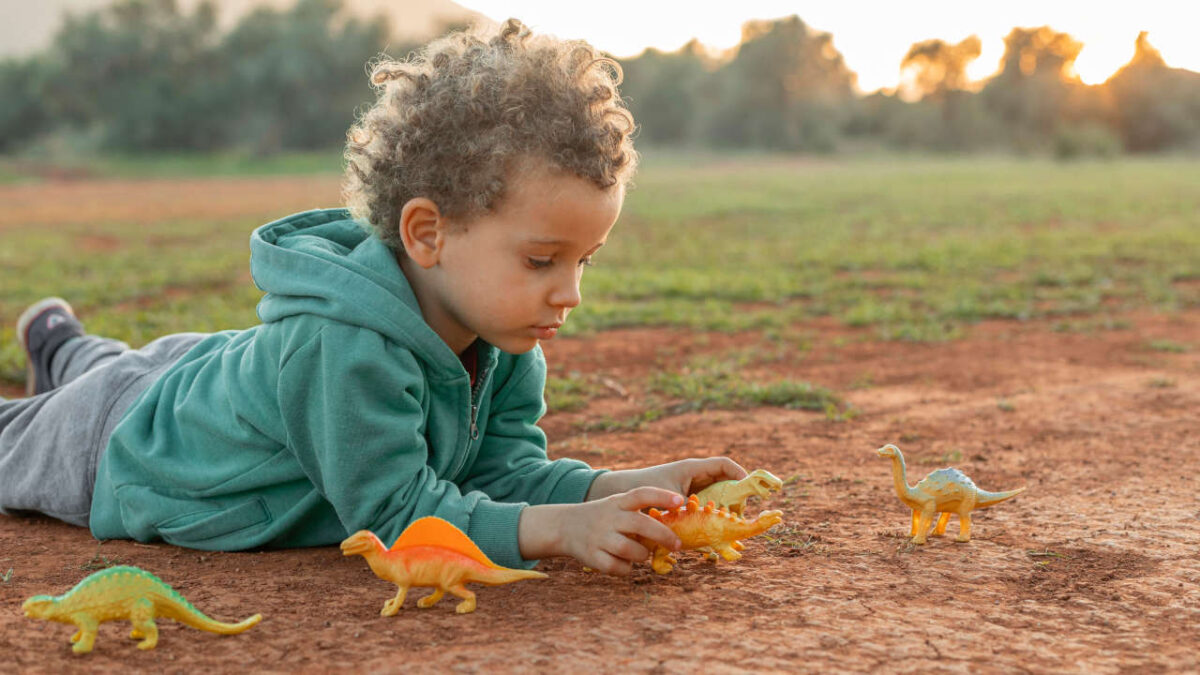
left=1, top=310, right=1197, bottom=673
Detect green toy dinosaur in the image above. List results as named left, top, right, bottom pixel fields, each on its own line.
left=22, top=565, right=262, bottom=654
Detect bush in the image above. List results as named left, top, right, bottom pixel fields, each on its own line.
left=1054, top=122, right=1122, bottom=160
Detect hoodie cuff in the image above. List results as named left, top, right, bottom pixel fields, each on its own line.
left=551, top=466, right=609, bottom=504
left=467, top=499, right=533, bottom=570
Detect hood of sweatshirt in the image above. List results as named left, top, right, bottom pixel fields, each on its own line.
left=249, top=207, right=467, bottom=380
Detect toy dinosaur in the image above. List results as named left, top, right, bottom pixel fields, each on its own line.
left=641, top=494, right=783, bottom=574
left=693, top=469, right=784, bottom=516
left=876, top=444, right=1026, bottom=544
left=341, top=516, right=547, bottom=615
left=22, top=566, right=261, bottom=654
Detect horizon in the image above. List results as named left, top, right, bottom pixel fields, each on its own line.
left=459, top=0, right=1198, bottom=94
left=3, top=0, right=1197, bottom=95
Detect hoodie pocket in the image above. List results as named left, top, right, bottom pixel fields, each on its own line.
left=116, top=485, right=272, bottom=550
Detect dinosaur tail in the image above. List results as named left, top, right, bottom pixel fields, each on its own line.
left=475, top=567, right=549, bottom=586
left=976, top=486, right=1026, bottom=508
left=161, top=598, right=262, bottom=635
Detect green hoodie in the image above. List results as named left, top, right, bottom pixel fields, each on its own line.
left=90, top=208, right=603, bottom=568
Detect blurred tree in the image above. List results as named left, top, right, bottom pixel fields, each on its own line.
left=619, top=40, right=711, bottom=145
left=220, top=0, right=390, bottom=153
left=0, top=57, right=53, bottom=151
left=981, top=26, right=1090, bottom=150
left=900, top=35, right=981, bottom=101
left=895, top=35, right=991, bottom=151
left=1107, top=32, right=1200, bottom=152
left=39, top=0, right=229, bottom=150
left=701, top=16, right=857, bottom=152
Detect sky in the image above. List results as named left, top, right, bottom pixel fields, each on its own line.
left=458, top=0, right=1200, bottom=93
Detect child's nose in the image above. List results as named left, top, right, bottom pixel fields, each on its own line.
left=550, top=275, right=582, bottom=309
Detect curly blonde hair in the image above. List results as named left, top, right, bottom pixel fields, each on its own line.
left=343, top=18, right=639, bottom=251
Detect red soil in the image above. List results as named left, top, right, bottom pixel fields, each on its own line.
left=2, top=310, right=1197, bottom=673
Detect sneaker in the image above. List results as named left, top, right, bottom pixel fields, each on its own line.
left=16, top=297, right=85, bottom=397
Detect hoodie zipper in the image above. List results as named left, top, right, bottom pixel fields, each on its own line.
left=449, top=347, right=491, bottom=479
left=467, top=357, right=490, bottom=442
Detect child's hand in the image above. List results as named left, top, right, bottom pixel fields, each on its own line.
left=585, top=457, right=748, bottom=502
left=518, top=487, right=684, bottom=575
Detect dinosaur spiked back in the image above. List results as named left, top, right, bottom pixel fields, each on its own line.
left=389, top=516, right=500, bottom=569
left=647, top=495, right=782, bottom=541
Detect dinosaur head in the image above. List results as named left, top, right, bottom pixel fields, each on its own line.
left=22, top=595, right=56, bottom=619
left=754, top=509, right=784, bottom=530
left=876, top=444, right=901, bottom=459
left=748, top=469, right=784, bottom=493
left=340, top=530, right=383, bottom=558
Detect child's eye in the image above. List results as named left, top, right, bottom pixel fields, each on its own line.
left=579, top=256, right=594, bottom=267
left=527, top=257, right=553, bottom=269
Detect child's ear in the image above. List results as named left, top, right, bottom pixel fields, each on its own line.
left=398, top=197, right=445, bottom=268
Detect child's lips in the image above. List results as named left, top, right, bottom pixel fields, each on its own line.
left=533, top=323, right=562, bottom=339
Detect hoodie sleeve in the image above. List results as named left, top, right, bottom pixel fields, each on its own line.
left=277, top=325, right=532, bottom=568
left=459, top=347, right=607, bottom=506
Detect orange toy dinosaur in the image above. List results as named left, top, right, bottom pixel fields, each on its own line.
left=641, top=494, right=783, bottom=574
left=340, top=517, right=547, bottom=615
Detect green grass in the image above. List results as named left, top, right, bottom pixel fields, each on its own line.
left=2, top=154, right=1198, bottom=392
left=1145, top=339, right=1190, bottom=353
left=0, top=150, right=342, bottom=182
left=569, top=156, right=1200, bottom=338
left=544, top=372, right=605, bottom=412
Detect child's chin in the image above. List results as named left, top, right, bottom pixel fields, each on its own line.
left=491, top=335, right=540, bottom=355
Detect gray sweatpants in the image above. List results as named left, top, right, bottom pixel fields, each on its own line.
left=0, top=333, right=206, bottom=526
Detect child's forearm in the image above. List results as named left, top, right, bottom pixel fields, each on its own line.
left=517, top=503, right=569, bottom=560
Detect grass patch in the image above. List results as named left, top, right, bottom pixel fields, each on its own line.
left=0, top=150, right=342, bottom=181
left=648, top=352, right=854, bottom=419
left=3, top=155, right=1199, bottom=386
left=1145, top=339, right=1189, bottom=353
left=545, top=372, right=605, bottom=412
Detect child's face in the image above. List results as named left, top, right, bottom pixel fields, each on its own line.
left=418, top=165, right=624, bottom=355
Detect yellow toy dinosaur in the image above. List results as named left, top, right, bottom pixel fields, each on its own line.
left=877, top=444, right=1026, bottom=544
left=693, top=468, right=784, bottom=516
left=340, top=516, right=547, bottom=615
left=642, top=494, right=783, bottom=574
left=22, top=566, right=261, bottom=654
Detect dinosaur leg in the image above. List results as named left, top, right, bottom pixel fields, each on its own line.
left=130, top=598, right=159, bottom=650
left=912, top=502, right=936, bottom=545
left=417, top=589, right=445, bottom=608
left=70, top=629, right=83, bottom=643
left=910, top=510, right=920, bottom=537
left=715, top=543, right=743, bottom=562
left=381, top=586, right=408, bottom=616
left=731, top=540, right=746, bottom=551
left=933, top=513, right=951, bottom=537
left=955, top=513, right=973, bottom=543
left=447, top=584, right=476, bottom=614
left=701, top=546, right=719, bottom=562
left=70, top=615, right=99, bottom=654
left=955, top=493, right=977, bottom=543
left=650, top=547, right=677, bottom=574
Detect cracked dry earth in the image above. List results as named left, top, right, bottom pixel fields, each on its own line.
left=1, top=310, right=1197, bottom=673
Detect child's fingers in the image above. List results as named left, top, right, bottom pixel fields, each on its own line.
left=618, top=512, right=680, bottom=553
left=614, top=486, right=684, bottom=512
left=705, top=456, right=748, bottom=480
left=589, top=550, right=633, bottom=576
left=687, top=457, right=748, bottom=492
left=603, top=532, right=651, bottom=564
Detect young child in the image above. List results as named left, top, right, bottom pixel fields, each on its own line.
left=0, top=19, right=744, bottom=576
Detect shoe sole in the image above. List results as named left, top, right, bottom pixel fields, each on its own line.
left=15, top=297, right=76, bottom=397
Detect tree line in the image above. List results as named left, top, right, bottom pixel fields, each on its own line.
left=2, top=0, right=1198, bottom=156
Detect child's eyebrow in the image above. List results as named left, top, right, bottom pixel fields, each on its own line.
left=524, top=237, right=606, bottom=250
